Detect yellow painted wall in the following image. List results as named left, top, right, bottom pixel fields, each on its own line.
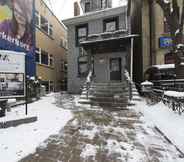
left=35, top=0, right=67, bottom=91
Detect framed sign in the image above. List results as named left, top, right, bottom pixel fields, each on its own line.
left=159, top=37, right=173, bottom=48
left=0, top=50, right=25, bottom=99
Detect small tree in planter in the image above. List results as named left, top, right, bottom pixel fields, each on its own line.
left=26, top=76, right=41, bottom=102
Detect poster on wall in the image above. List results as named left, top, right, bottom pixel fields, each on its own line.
left=0, top=50, right=25, bottom=98
left=0, top=0, right=35, bottom=76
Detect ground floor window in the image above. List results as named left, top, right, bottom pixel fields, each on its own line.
left=165, top=53, right=174, bottom=64
left=41, top=80, right=54, bottom=92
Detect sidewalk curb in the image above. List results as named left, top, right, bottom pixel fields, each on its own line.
left=154, top=126, right=184, bottom=158
left=0, top=116, right=38, bottom=129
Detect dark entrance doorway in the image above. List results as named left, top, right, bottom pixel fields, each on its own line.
left=110, top=58, right=121, bottom=81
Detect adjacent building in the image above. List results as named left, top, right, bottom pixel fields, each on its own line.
left=63, top=0, right=136, bottom=94
left=35, top=0, right=68, bottom=92
left=129, top=0, right=183, bottom=83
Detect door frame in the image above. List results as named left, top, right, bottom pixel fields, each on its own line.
left=109, top=57, right=122, bottom=81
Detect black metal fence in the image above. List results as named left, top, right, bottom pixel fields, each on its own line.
left=144, top=79, right=184, bottom=115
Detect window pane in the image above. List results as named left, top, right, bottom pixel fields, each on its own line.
left=41, top=50, right=48, bottom=65
left=35, top=11, right=39, bottom=27
left=85, top=2, right=90, bottom=12
left=49, top=24, right=53, bottom=36
left=41, top=16, right=48, bottom=33
left=35, top=48, right=40, bottom=63
left=78, top=27, right=87, bottom=37
left=106, top=21, right=116, bottom=31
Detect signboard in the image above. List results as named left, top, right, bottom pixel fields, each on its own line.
left=0, top=50, right=25, bottom=98
left=159, top=37, right=173, bottom=48
left=0, top=0, right=35, bottom=76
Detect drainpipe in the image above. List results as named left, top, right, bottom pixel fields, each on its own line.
left=130, top=37, right=134, bottom=80
left=130, top=37, right=134, bottom=100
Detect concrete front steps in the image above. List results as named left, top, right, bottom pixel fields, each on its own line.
left=78, top=82, right=129, bottom=109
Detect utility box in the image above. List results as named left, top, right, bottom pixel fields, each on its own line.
left=40, top=85, right=46, bottom=97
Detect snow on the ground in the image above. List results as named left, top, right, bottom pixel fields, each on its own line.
left=80, top=144, right=98, bottom=160
left=164, top=91, right=184, bottom=98
left=0, top=93, right=73, bottom=162
left=133, top=99, right=184, bottom=152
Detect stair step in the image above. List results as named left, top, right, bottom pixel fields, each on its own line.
left=88, top=89, right=128, bottom=94
left=80, top=96, right=128, bottom=103
left=78, top=101, right=127, bottom=108
left=92, top=82, right=127, bottom=86
left=81, top=93, right=128, bottom=98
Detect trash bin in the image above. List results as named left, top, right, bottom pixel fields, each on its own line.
left=0, top=100, right=7, bottom=117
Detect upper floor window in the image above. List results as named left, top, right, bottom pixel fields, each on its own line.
left=48, top=23, right=53, bottom=36
left=101, top=0, right=108, bottom=8
left=103, top=17, right=119, bottom=32
left=35, top=12, right=53, bottom=37
left=41, top=50, right=49, bottom=65
left=164, top=17, right=170, bottom=33
left=85, top=2, right=90, bottom=12
left=35, top=11, right=40, bottom=27
left=41, top=16, right=48, bottom=33
left=76, top=24, right=88, bottom=46
left=35, top=47, right=41, bottom=63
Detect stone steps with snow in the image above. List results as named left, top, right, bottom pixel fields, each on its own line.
left=79, top=81, right=129, bottom=109
left=80, top=96, right=128, bottom=103
left=78, top=99, right=128, bottom=108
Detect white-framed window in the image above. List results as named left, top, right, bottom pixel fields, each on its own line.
left=41, top=16, right=48, bottom=33
left=35, top=47, right=41, bottom=64
left=103, top=17, right=119, bottom=32
left=76, top=24, right=88, bottom=46
left=48, top=23, right=53, bottom=36
left=35, top=11, right=41, bottom=27
left=41, top=50, right=49, bottom=65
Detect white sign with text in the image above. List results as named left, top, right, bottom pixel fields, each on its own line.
left=0, top=50, right=25, bottom=98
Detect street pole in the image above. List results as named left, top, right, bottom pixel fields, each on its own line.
left=130, top=37, right=134, bottom=81
left=25, top=56, right=28, bottom=115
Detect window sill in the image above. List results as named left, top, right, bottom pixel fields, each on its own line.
left=36, top=26, right=54, bottom=40
left=36, top=63, right=54, bottom=69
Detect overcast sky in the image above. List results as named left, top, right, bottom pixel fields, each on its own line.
left=44, top=0, right=127, bottom=20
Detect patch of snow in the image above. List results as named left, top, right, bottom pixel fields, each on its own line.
left=164, top=91, right=184, bottom=98
left=180, top=62, right=184, bottom=66
left=79, top=125, right=99, bottom=140
left=177, top=44, right=184, bottom=49
left=141, top=80, right=153, bottom=86
left=175, top=29, right=180, bottom=35
left=153, top=64, right=175, bottom=69
left=7, top=99, right=16, bottom=104
left=30, top=76, right=35, bottom=80
left=0, top=93, right=73, bottom=162
left=164, top=0, right=170, bottom=4
left=80, top=144, right=98, bottom=159
left=133, top=100, right=184, bottom=153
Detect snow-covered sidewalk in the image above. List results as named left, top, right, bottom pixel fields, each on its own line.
left=0, top=93, right=73, bottom=162
left=134, top=99, right=184, bottom=153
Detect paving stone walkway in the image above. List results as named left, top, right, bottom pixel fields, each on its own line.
left=20, top=94, right=183, bottom=162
